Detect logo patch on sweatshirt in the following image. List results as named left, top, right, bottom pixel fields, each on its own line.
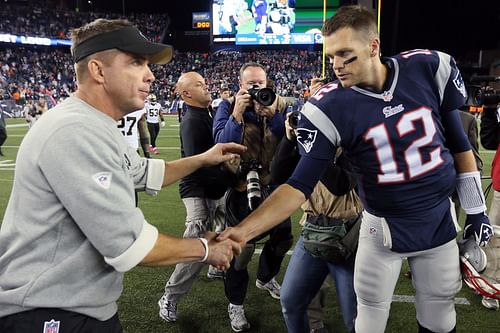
left=92, top=172, right=112, bottom=189
left=43, top=319, right=60, bottom=333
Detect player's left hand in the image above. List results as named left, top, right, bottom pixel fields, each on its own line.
left=217, top=226, right=247, bottom=249
left=464, top=212, right=494, bottom=247
left=200, top=142, right=247, bottom=167
left=160, top=121, right=165, bottom=128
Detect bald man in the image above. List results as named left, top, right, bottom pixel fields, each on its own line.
left=158, top=72, right=235, bottom=323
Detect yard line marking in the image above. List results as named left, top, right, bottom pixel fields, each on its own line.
left=6, top=123, right=28, bottom=128
left=254, top=249, right=471, bottom=305
left=0, top=177, right=14, bottom=181
left=391, top=294, right=470, bottom=305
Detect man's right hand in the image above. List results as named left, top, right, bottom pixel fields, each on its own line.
left=232, top=89, right=252, bottom=122
left=217, top=226, right=247, bottom=249
left=310, top=77, right=323, bottom=95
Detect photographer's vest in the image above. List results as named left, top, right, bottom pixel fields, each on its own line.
left=227, top=96, right=287, bottom=191
left=300, top=181, right=363, bottom=223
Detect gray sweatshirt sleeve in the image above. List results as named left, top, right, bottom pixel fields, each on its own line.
left=38, top=121, right=157, bottom=271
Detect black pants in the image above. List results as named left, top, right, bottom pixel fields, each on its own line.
left=0, top=308, right=123, bottom=333
left=224, top=188, right=293, bottom=305
left=147, top=122, right=160, bottom=148
left=0, top=126, right=7, bottom=146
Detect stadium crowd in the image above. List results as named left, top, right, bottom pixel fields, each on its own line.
left=0, top=3, right=332, bottom=111
left=0, top=47, right=329, bottom=111
left=0, top=3, right=167, bottom=41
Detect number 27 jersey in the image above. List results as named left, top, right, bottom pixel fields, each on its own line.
left=298, top=50, right=468, bottom=218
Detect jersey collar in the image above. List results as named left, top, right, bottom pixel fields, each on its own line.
left=350, top=58, right=399, bottom=102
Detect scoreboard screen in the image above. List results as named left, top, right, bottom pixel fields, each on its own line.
left=211, top=0, right=339, bottom=45
left=192, top=12, right=210, bottom=29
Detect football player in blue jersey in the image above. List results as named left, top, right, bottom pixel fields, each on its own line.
left=219, top=5, right=494, bottom=333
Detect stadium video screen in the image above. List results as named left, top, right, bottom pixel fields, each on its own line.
left=212, top=0, right=339, bottom=45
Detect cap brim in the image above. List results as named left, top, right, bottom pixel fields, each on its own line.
left=122, top=42, right=173, bottom=65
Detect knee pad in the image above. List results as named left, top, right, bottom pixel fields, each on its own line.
left=233, top=243, right=255, bottom=271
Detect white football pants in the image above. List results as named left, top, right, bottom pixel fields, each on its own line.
left=354, top=211, right=461, bottom=333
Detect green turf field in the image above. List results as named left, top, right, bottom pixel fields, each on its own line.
left=0, top=116, right=499, bottom=333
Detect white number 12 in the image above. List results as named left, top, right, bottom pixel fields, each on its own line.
left=364, top=108, right=443, bottom=184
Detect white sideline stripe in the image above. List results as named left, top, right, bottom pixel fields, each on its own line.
left=254, top=249, right=471, bottom=306
left=0, top=160, right=14, bottom=164
left=6, top=123, right=28, bottom=128
left=2, top=145, right=180, bottom=150
left=254, top=248, right=293, bottom=256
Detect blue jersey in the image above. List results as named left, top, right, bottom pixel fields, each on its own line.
left=296, top=50, right=468, bottom=252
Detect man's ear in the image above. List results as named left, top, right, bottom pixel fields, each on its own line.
left=370, top=37, right=380, bottom=57
left=87, top=59, right=105, bottom=83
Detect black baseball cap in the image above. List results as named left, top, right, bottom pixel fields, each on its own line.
left=72, top=26, right=173, bottom=64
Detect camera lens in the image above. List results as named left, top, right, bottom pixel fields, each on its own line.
left=246, top=170, right=262, bottom=211
left=256, top=88, right=276, bottom=106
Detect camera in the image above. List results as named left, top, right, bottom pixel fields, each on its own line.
left=247, top=85, right=276, bottom=107
left=289, top=111, right=301, bottom=129
left=469, top=75, right=500, bottom=106
left=238, top=159, right=262, bottom=211
left=473, top=88, right=500, bottom=106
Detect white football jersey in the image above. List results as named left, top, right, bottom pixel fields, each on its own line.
left=117, top=109, right=146, bottom=149
left=145, top=102, right=162, bottom=124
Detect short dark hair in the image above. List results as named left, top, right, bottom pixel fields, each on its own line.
left=239, top=62, right=266, bottom=80
left=322, top=5, right=378, bottom=38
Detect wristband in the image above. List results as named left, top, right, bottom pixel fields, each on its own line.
left=198, top=237, right=209, bottom=262
left=456, top=171, right=487, bottom=215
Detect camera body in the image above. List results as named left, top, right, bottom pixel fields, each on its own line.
left=247, top=85, right=276, bottom=107
left=469, top=75, right=500, bottom=106
left=476, top=88, right=500, bottom=106
left=289, top=111, right=301, bottom=129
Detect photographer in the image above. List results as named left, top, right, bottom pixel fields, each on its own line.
left=273, top=111, right=362, bottom=333
left=478, top=59, right=500, bottom=311
left=213, top=62, right=292, bottom=332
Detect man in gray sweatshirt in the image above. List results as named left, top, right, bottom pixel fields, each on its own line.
left=0, top=18, right=244, bottom=333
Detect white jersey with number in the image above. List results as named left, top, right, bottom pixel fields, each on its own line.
left=145, top=102, right=162, bottom=124
left=117, top=109, right=145, bottom=149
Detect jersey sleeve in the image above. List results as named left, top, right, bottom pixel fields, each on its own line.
left=434, top=51, right=468, bottom=112
left=39, top=122, right=156, bottom=272
left=295, top=99, right=338, bottom=161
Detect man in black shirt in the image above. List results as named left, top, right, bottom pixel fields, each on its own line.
left=0, top=105, right=6, bottom=156
left=158, top=71, right=233, bottom=323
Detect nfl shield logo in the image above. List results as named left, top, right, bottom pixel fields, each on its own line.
left=43, top=319, right=60, bottom=333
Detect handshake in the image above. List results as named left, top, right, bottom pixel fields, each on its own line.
left=201, top=230, right=245, bottom=270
